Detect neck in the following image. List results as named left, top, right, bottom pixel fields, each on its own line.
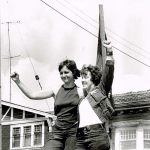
left=64, top=82, right=75, bottom=88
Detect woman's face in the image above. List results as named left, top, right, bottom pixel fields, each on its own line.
left=60, top=66, right=74, bottom=84
left=81, top=71, right=93, bottom=91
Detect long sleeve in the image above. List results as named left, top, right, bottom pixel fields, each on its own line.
left=99, top=55, right=114, bottom=96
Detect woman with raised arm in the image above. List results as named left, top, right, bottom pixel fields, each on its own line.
left=75, top=41, right=114, bottom=150
left=11, top=59, right=81, bottom=150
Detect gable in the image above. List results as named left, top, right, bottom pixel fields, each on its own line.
left=1, top=100, right=54, bottom=125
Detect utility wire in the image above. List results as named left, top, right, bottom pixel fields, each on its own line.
left=106, top=28, right=150, bottom=55
left=4, top=0, right=43, bottom=90
left=113, top=45, right=150, bottom=67
left=40, top=0, right=150, bottom=67
left=40, top=0, right=97, bottom=38
left=15, top=23, right=52, bottom=111
left=62, top=0, right=98, bottom=24
left=15, top=23, right=43, bottom=90
left=107, top=33, right=150, bottom=60
left=54, top=0, right=97, bottom=29
left=60, top=0, right=150, bottom=57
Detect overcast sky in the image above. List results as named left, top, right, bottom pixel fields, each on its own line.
left=1, top=0, right=150, bottom=111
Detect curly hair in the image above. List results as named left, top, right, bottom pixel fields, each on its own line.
left=58, top=59, right=80, bottom=79
left=80, top=65, right=102, bottom=86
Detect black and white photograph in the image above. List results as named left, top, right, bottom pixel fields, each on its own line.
left=1, top=0, right=150, bottom=150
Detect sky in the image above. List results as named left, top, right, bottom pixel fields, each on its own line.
left=1, top=0, right=150, bottom=111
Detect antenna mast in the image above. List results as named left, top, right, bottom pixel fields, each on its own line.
left=2, top=21, right=20, bottom=102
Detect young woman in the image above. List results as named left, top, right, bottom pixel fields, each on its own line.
left=75, top=41, right=114, bottom=150
left=11, top=59, right=81, bottom=150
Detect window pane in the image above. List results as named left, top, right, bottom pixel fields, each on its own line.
left=25, top=111, right=35, bottom=118
left=34, top=125, right=42, bottom=145
left=12, top=127, right=20, bottom=148
left=120, top=129, right=136, bottom=150
left=2, top=105, right=11, bottom=120
left=13, top=108, right=23, bottom=119
left=120, top=141, right=136, bottom=150
left=144, top=129, right=150, bottom=149
left=23, top=126, right=31, bottom=147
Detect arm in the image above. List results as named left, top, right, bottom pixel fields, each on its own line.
left=11, top=72, right=55, bottom=100
left=99, top=41, right=114, bottom=96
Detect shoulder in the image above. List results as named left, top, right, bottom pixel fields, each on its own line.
left=90, top=87, right=106, bottom=100
left=76, top=86, right=85, bottom=99
left=53, top=85, right=63, bottom=96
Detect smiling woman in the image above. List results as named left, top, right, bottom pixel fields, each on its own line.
left=10, top=59, right=82, bottom=150
left=58, top=59, right=80, bottom=85
left=75, top=40, right=115, bottom=150
left=81, top=65, right=102, bottom=92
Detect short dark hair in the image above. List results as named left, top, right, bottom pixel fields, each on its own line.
left=58, top=59, right=80, bottom=79
left=80, top=65, right=102, bottom=86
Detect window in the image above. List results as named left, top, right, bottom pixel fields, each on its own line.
left=14, top=108, right=23, bottom=119
left=34, top=125, right=42, bottom=145
left=115, top=126, right=150, bottom=150
left=2, top=105, right=11, bottom=120
left=12, top=127, right=21, bottom=148
left=23, top=126, right=31, bottom=147
left=144, top=129, right=150, bottom=149
left=120, top=129, right=136, bottom=150
left=25, top=111, right=35, bottom=118
left=11, top=122, right=44, bottom=149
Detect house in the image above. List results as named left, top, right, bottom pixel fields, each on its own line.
left=1, top=100, right=54, bottom=150
left=111, top=90, right=150, bottom=150
left=2, top=89, right=150, bottom=150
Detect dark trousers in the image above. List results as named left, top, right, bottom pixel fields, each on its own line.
left=75, top=123, right=110, bottom=150
left=44, top=125, right=77, bottom=150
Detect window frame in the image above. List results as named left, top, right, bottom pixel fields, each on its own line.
left=143, top=126, right=150, bottom=150
left=10, top=122, right=44, bottom=149
left=115, top=126, right=150, bottom=150
left=119, top=128, right=136, bottom=150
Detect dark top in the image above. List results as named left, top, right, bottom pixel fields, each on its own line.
left=54, top=84, right=80, bottom=129
left=86, top=56, right=114, bottom=123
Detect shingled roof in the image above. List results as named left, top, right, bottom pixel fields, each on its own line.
left=112, top=90, right=150, bottom=110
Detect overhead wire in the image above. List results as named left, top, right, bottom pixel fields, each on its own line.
left=13, top=23, right=51, bottom=111
left=112, top=45, right=150, bottom=67
left=4, top=0, right=43, bottom=91
left=106, top=28, right=150, bottom=55
left=56, top=0, right=150, bottom=59
left=60, top=0, right=150, bottom=57
left=62, top=0, right=98, bottom=24
left=107, top=33, right=150, bottom=60
left=14, top=23, right=43, bottom=90
left=40, top=0, right=150, bottom=67
left=54, top=0, right=97, bottom=29
left=39, top=0, right=97, bottom=38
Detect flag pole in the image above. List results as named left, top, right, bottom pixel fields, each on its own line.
left=96, top=4, right=114, bottom=108
left=96, top=4, right=107, bottom=70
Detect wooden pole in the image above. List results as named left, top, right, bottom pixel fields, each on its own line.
left=96, top=4, right=107, bottom=70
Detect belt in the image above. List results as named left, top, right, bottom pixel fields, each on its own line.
left=77, top=123, right=105, bottom=133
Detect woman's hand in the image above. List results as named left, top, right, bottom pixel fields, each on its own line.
left=10, top=72, right=20, bottom=83
left=103, top=40, right=113, bottom=56
left=103, top=40, right=112, bottom=49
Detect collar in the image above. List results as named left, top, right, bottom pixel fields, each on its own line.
left=62, top=84, right=76, bottom=90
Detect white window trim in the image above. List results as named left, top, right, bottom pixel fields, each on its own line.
left=10, top=122, right=44, bottom=149
left=143, top=126, right=150, bottom=150
left=115, top=125, right=150, bottom=150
